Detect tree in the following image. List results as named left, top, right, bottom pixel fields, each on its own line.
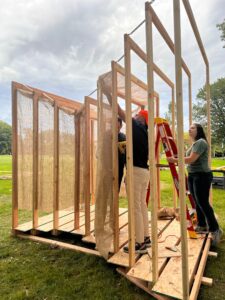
left=0, top=121, right=12, bottom=154
left=164, top=101, right=173, bottom=125
left=193, top=78, right=225, bottom=152
left=217, top=19, right=225, bottom=48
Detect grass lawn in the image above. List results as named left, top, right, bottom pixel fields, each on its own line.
left=0, top=155, right=225, bottom=299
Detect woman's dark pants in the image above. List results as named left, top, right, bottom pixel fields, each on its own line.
left=188, top=172, right=219, bottom=232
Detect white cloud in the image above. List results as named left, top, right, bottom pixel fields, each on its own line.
left=0, top=0, right=224, bottom=128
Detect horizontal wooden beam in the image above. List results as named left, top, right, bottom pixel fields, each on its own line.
left=201, top=277, right=213, bottom=287
left=182, top=0, right=209, bottom=67
left=190, top=236, right=211, bottom=300
left=208, top=251, right=218, bottom=258
left=147, top=4, right=191, bottom=77
left=126, top=35, right=174, bottom=88
left=16, top=234, right=101, bottom=256
left=12, top=81, right=82, bottom=110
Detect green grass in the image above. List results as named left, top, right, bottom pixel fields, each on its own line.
left=1, top=155, right=225, bottom=299
left=0, top=155, right=12, bottom=175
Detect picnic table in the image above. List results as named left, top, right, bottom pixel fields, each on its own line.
left=211, top=167, right=225, bottom=189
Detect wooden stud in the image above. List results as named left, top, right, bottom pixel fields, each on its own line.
left=112, top=61, right=119, bottom=253
left=12, top=81, right=82, bottom=111
left=181, top=0, right=209, bottom=67
left=145, top=2, right=158, bottom=284
left=117, top=267, right=171, bottom=300
left=74, top=114, right=80, bottom=229
left=12, top=83, right=19, bottom=232
left=171, top=87, right=177, bottom=208
left=208, top=251, right=218, bottom=257
left=188, top=76, right=192, bottom=127
left=190, top=237, right=211, bottom=300
left=32, top=92, right=39, bottom=231
left=17, top=234, right=101, bottom=257
left=53, top=104, right=59, bottom=234
left=124, top=34, right=135, bottom=267
left=147, top=4, right=191, bottom=77
left=126, top=35, right=174, bottom=88
left=181, top=0, right=211, bottom=170
left=201, top=277, right=213, bottom=287
left=155, top=96, right=161, bottom=208
left=84, top=97, right=91, bottom=236
left=90, top=119, right=95, bottom=204
left=114, top=62, right=159, bottom=98
left=173, top=1, right=189, bottom=299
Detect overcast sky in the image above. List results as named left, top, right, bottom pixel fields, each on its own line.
left=0, top=0, right=224, bottom=127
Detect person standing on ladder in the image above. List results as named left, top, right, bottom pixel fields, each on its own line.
left=102, top=86, right=151, bottom=254
left=167, top=123, right=223, bottom=246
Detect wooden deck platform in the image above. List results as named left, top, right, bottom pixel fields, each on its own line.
left=14, top=207, right=215, bottom=300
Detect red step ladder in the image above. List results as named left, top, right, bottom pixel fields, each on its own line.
left=147, top=117, right=197, bottom=239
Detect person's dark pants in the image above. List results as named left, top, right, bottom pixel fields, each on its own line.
left=119, top=169, right=123, bottom=191
left=188, top=172, right=219, bottom=232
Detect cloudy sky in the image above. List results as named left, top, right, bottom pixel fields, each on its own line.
left=0, top=0, right=224, bottom=127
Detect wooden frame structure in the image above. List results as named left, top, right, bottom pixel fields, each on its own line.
left=12, top=82, right=98, bottom=238
left=12, top=1, right=215, bottom=299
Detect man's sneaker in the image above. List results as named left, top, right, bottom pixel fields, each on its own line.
left=144, top=236, right=151, bottom=248
left=211, top=228, right=223, bottom=246
left=195, top=225, right=208, bottom=233
left=123, top=242, right=148, bottom=254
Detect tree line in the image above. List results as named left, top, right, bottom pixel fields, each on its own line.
left=0, top=121, right=12, bottom=155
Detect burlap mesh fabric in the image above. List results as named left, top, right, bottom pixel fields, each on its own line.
left=38, top=99, right=54, bottom=213
left=95, top=79, right=114, bottom=258
left=17, top=90, right=33, bottom=212
left=58, top=108, right=75, bottom=211
left=79, top=110, right=86, bottom=211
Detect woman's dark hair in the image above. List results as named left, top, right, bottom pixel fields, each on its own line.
left=194, top=123, right=207, bottom=142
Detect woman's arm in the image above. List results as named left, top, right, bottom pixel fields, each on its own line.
left=167, top=152, right=200, bottom=164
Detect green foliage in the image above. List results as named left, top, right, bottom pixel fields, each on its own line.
left=164, top=101, right=173, bottom=125
left=217, top=19, right=225, bottom=48
left=0, top=121, right=12, bottom=155
left=193, top=78, right=225, bottom=152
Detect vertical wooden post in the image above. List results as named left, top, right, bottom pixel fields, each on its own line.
left=188, top=76, right=192, bottom=127
left=85, top=98, right=91, bottom=236
left=171, top=87, right=177, bottom=208
left=112, top=61, right=119, bottom=253
left=155, top=96, right=161, bottom=209
left=32, top=92, right=39, bottom=231
left=145, top=2, right=158, bottom=283
left=74, top=114, right=80, bottom=229
left=173, top=0, right=189, bottom=299
left=206, top=67, right=211, bottom=166
left=53, top=104, right=59, bottom=234
left=206, top=67, right=212, bottom=204
left=124, top=34, right=135, bottom=267
left=12, top=83, right=18, bottom=233
left=90, top=119, right=95, bottom=205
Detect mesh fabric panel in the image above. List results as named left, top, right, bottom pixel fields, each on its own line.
left=38, top=99, right=54, bottom=212
left=17, top=90, right=33, bottom=213
left=58, top=109, right=75, bottom=211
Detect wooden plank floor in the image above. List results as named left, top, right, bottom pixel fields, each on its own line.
left=152, top=235, right=206, bottom=299
left=127, top=219, right=181, bottom=282
left=16, top=207, right=74, bottom=232
left=15, top=206, right=127, bottom=236
left=107, top=218, right=172, bottom=267
left=15, top=207, right=211, bottom=300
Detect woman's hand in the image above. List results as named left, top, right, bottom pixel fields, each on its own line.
left=167, top=156, right=177, bottom=164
